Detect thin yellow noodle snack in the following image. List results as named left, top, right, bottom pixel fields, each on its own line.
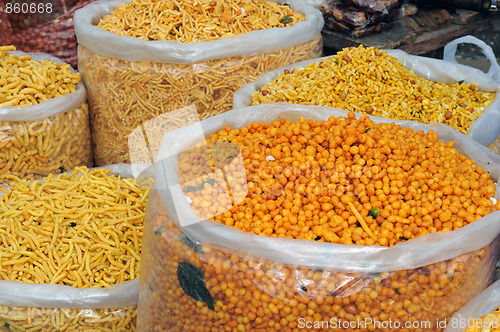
left=0, top=167, right=150, bottom=331
left=79, top=37, right=322, bottom=166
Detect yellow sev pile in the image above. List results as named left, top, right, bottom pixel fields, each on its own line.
left=0, top=46, right=80, bottom=107
left=97, top=0, right=305, bottom=42
left=252, top=45, right=496, bottom=134
left=0, top=167, right=150, bottom=288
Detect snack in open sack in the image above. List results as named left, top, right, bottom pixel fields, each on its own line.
left=74, top=0, right=323, bottom=166
left=233, top=42, right=500, bottom=148
left=0, top=47, right=92, bottom=186
left=0, top=165, right=150, bottom=331
left=138, top=103, right=500, bottom=331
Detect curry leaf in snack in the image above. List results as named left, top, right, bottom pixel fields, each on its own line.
left=177, top=262, right=214, bottom=311
left=154, top=225, right=166, bottom=235
left=179, top=233, right=204, bottom=254
left=280, top=15, right=293, bottom=24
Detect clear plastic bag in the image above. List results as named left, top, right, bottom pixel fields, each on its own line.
left=444, top=35, right=500, bottom=154
left=74, top=0, right=323, bottom=166
left=0, top=306, right=137, bottom=331
left=137, top=103, right=500, bottom=331
left=0, top=164, right=142, bottom=332
left=232, top=45, right=500, bottom=147
left=444, top=279, right=500, bottom=332
left=0, top=51, right=92, bottom=186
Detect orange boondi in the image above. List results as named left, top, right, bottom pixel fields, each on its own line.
left=179, top=112, right=498, bottom=247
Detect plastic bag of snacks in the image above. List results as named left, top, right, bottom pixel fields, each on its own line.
left=74, top=0, right=323, bottom=166
left=443, top=279, right=500, bottom=332
left=0, top=164, right=150, bottom=331
left=0, top=47, right=92, bottom=186
left=233, top=43, right=500, bottom=147
left=138, top=103, right=500, bottom=331
left=0, top=0, right=98, bottom=69
left=443, top=35, right=500, bottom=154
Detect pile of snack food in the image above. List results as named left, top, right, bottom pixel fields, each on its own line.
left=251, top=45, right=496, bottom=135
left=0, top=45, right=92, bottom=186
left=97, top=0, right=305, bottom=42
left=0, top=1, right=98, bottom=68
left=186, top=113, right=498, bottom=243
left=0, top=46, right=80, bottom=107
left=138, top=108, right=500, bottom=331
left=0, top=167, right=149, bottom=330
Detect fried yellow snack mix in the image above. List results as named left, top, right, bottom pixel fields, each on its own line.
left=98, top=0, right=305, bottom=42
left=252, top=45, right=496, bottom=134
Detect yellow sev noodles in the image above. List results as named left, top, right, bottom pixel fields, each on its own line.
left=0, top=306, right=137, bottom=332
left=0, top=167, right=150, bottom=288
left=97, top=0, right=305, bottom=42
left=0, top=46, right=81, bottom=107
left=252, top=45, right=496, bottom=134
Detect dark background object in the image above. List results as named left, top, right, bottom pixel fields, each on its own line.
left=0, top=0, right=97, bottom=69
left=321, top=0, right=401, bottom=37
left=322, top=7, right=500, bottom=56
left=412, top=0, right=492, bottom=12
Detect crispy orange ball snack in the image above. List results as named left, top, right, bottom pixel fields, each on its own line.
left=180, top=112, right=498, bottom=246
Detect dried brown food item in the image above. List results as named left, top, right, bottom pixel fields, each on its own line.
left=0, top=0, right=98, bottom=69
left=344, top=0, right=400, bottom=12
left=321, top=0, right=401, bottom=37
left=343, top=7, right=368, bottom=25
left=351, top=20, right=394, bottom=37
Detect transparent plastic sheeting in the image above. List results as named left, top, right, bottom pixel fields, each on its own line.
left=144, top=103, right=500, bottom=273
left=0, top=164, right=139, bottom=308
left=444, top=36, right=500, bottom=85
left=444, top=279, right=500, bottom=332
left=232, top=45, right=500, bottom=147
left=73, top=0, right=324, bottom=63
left=0, top=51, right=86, bottom=121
